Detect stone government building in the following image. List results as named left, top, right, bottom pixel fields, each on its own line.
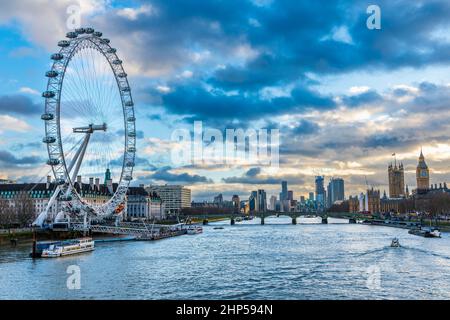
left=349, top=150, right=450, bottom=215
left=0, top=171, right=165, bottom=225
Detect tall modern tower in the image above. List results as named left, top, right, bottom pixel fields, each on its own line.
left=280, top=181, right=288, bottom=201
left=416, top=149, right=430, bottom=192
left=315, top=176, right=326, bottom=208
left=249, top=190, right=267, bottom=212
left=232, top=195, right=240, bottom=213
left=257, top=189, right=267, bottom=212
left=327, top=178, right=345, bottom=207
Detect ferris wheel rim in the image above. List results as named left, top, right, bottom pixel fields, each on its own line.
left=42, top=28, right=136, bottom=218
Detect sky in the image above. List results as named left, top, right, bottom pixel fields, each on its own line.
left=1, top=0, right=450, bottom=202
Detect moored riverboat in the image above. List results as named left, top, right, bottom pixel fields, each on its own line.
left=41, top=238, right=95, bottom=258
left=187, top=225, right=203, bottom=235
left=408, top=227, right=441, bottom=238
left=30, top=240, right=63, bottom=257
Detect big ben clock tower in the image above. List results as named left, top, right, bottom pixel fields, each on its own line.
left=416, top=149, right=430, bottom=192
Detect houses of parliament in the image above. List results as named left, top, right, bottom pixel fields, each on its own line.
left=388, top=149, right=433, bottom=198
left=349, top=149, right=447, bottom=214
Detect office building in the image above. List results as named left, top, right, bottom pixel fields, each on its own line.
left=327, top=178, right=345, bottom=207
left=145, top=185, right=191, bottom=215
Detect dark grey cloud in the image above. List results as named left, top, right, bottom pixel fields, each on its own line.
left=245, top=167, right=261, bottom=177
left=290, top=119, right=320, bottom=136
left=10, top=141, right=41, bottom=152
left=160, top=81, right=335, bottom=122
left=222, top=175, right=281, bottom=185
left=0, top=150, right=42, bottom=166
left=0, top=94, right=41, bottom=115
left=342, top=90, right=383, bottom=107
left=222, top=166, right=305, bottom=185
left=392, top=88, right=410, bottom=97
left=141, top=166, right=212, bottom=184
left=89, top=0, right=450, bottom=124
left=147, top=114, right=162, bottom=121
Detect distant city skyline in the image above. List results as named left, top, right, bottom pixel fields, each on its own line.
left=1, top=1, right=450, bottom=201
left=196, top=150, right=436, bottom=206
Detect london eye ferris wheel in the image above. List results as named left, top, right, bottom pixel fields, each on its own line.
left=34, top=27, right=136, bottom=226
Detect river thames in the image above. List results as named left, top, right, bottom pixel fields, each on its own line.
left=1, top=217, right=449, bottom=300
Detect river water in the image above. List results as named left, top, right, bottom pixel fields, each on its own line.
left=1, top=217, right=449, bottom=300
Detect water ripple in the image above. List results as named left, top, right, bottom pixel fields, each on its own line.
left=1, top=219, right=450, bottom=299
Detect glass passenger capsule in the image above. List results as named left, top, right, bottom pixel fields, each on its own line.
left=42, top=91, right=55, bottom=98
left=51, top=53, right=63, bottom=60
left=66, top=32, right=78, bottom=39
left=58, top=40, right=70, bottom=47
left=45, top=70, right=58, bottom=78
left=42, top=136, right=56, bottom=144
left=41, top=113, right=54, bottom=121
left=47, top=159, right=60, bottom=166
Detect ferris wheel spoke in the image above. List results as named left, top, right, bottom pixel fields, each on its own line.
left=64, top=65, right=94, bottom=121
left=88, top=48, right=103, bottom=116
left=79, top=49, right=97, bottom=116
left=74, top=51, right=100, bottom=120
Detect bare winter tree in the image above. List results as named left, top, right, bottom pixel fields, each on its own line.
left=14, top=191, right=35, bottom=227
left=429, top=193, right=450, bottom=218
left=0, top=198, right=17, bottom=229
left=0, top=199, right=9, bottom=227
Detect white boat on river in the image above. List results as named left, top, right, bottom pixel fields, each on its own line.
left=41, top=238, right=95, bottom=258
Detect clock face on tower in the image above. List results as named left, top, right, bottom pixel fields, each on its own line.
left=421, top=170, right=428, bottom=177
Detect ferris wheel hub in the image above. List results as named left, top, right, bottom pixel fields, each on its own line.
left=73, top=123, right=107, bottom=133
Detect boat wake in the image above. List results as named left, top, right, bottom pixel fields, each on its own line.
left=353, top=246, right=392, bottom=257
left=354, top=245, right=450, bottom=261
left=400, top=246, right=450, bottom=261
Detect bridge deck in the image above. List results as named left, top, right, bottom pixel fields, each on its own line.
left=71, top=222, right=179, bottom=236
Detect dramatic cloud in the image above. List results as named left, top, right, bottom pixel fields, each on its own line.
left=160, top=81, right=335, bottom=123
left=142, top=166, right=213, bottom=184
left=0, top=95, right=41, bottom=115
left=2, top=0, right=450, bottom=200
left=0, top=115, right=32, bottom=132
left=341, top=90, right=383, bottom=107
left=0, top=150, right=42, bottom=167
left=222, top=167, right=305, bottom=185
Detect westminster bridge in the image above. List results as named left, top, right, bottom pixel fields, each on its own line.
left=181, top=211, right=368, bottom=225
